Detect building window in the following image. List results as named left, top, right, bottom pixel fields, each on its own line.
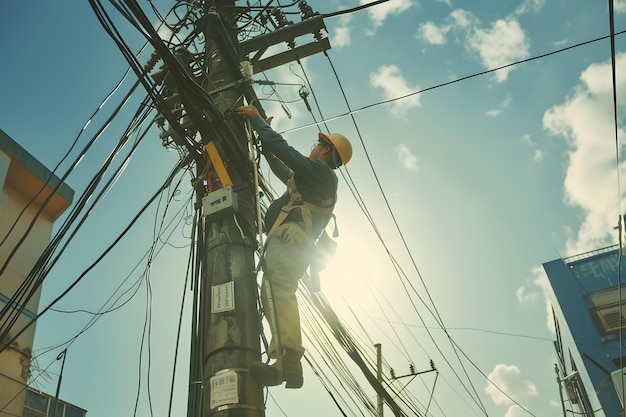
left=24, top=390, right=49, bottom=414
left=589, top=286, right=626, bottom=334
left=64, top=405, right=85, bottom=417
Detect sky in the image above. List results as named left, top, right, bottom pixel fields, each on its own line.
left=2, top=1, right=626, bottom=417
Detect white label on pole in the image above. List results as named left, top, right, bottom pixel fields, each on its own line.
left=212, top=281, right=235, bottom=313
left=210, top=370, right=239, bottom=409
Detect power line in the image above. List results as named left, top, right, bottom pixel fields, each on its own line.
left=280, top=30, right=626, bottom=137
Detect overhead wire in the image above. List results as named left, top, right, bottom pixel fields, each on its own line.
left=288, top=50, right=484, bottom=411
left=0, top=0, right=192, bottom=333
left=276, top=23, right=626, bottom=416
left=0, top=155, right=190, bottom=354
left=280, top=29, right=626, bottom=138
left=0, top=169, right=193, bottom=414
left=14, top=1, right=620, bottom=414
left=286, top=45, right=528, bottom=413
left=167, top=204, right=200, bottom=417
left=47, top=190, right=193, bottom=318
left=0, top=65, right=135, bottom=251
left=299, top=290, right=383, bottom=415
left=0, top=87, right=153, bottom=342
left=312, top=48, right=490, bottom=415
left=605, top=1, right=625, bottom=416
left=321, top=0, right=390, bottom=19
left=132, top=166, right=195, bottom=417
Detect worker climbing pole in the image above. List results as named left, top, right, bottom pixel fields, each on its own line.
left=89, top=1, right=426, bottom=416
left=150, top=2, right=334, bottom=416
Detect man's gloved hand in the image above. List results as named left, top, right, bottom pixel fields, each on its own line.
left=236, top=105, right=261, bottom=120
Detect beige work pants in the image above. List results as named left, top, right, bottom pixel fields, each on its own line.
left=262, top=221, right=313, bottom=358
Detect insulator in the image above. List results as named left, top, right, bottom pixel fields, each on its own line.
left=144, top=51, right=161, bottom=73
left=298, top=1, right=316, bottom=19
left=270, top=7, right=291, bottom=28
left=409, top=364, right=416, bottom=374
left=390, top=369, right=396, bottom=379
left=430, top=359, right=436, bottom=370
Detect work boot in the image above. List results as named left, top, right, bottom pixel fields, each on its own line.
left=249, top=350, right=303, bottom=389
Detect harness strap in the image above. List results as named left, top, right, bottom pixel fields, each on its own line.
left=267, top=176, right=335, bottom=239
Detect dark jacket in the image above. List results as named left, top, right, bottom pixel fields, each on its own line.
left=251, top=118, right=338, bottom=238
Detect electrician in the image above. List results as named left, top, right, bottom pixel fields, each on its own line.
left=236, top=105, right=352, bottom=388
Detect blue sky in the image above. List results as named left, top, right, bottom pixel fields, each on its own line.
left=2, top=1, right=626, bottom=416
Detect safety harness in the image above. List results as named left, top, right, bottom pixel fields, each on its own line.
left=266, top=176, right=336, bottom=240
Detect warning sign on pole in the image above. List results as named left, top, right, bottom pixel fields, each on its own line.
left=212, top=281, right=235, bottom=313
left=210, top=370, right=239, bottom=409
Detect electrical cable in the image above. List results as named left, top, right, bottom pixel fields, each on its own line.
left=0, top=67, right=136, bottom=251
left=324, top=47, right=545, bottom=415
left=17, top=2, right=616, bottom=414
left=286, top=39, right=544, bottom=413
left=293, top=49, right=487, bottom=414
left=604, top=2, right=626, bottom=416
left=14, top=178, right=192, bottom=364
left=48, top=192, right=193, bottom=318
left=321, top=0, right=390, bottom=19
left=0, top=156, right=190, bottom=354
left=280, top=29, right=626, bottom=139
left=282, top=48, right=484, bottom=408
left=0, top=90, right=153, bottom=341
left=0, top=75, right=144, bottom=283
left=0, top=89, right=160, bottom=333
left=167, top=205, right=199, bottom=417
left=4, top=183, right=191, bottom=410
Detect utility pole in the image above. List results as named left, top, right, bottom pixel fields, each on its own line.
left=376, top=343, right=384, bottom=417
left=151, top=2, right=332, bottom=417
left=187, top=5, right=262, bottom=417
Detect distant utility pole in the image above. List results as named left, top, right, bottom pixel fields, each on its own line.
left=376, top=343, right=384, bottom=417
left=152, top=2, right=332, bottom=417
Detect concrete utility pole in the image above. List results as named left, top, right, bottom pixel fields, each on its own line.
left=152, top=2, right=332, bottom=417
left=187, top=5, right=262, bottom=417
left=376, top=343, right=384, bottom=417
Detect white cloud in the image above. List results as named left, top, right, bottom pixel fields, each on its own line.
left=417, top=10, right=529, bottom=83
left=515, top=286, right=537, bottom=304
left=395, top=144, right=418, bottom=171
left=361, top=0, right=413, bottom=29
left=486, top=96, right=512, bottom=117
left=369, top=64, right=421, bottom=117
left=419, top=21, right=448, bottom=45
left=450, top=9, right=476, bottom=28
left=543, top=52, right=626, bottom=254
left=466, top=18, right=530, bottom=83
left=516, top=266, right=555, bottom=333
left=614, top=0, right=626, bottom=12
left=512, top=0, right=545, bottom=16
left=521, top=134, right=545, bottom=162
left=485, top=364, right=538, bottom=406
left=331, top=15, right=352, bottom=48
left=417, top=9, right=477, bottom=45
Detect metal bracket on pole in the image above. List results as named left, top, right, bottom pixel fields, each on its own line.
left=240, top=15, right=331, bottom=74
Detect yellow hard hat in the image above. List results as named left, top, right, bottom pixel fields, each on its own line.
left=318, top=132, right=352, bottom=167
